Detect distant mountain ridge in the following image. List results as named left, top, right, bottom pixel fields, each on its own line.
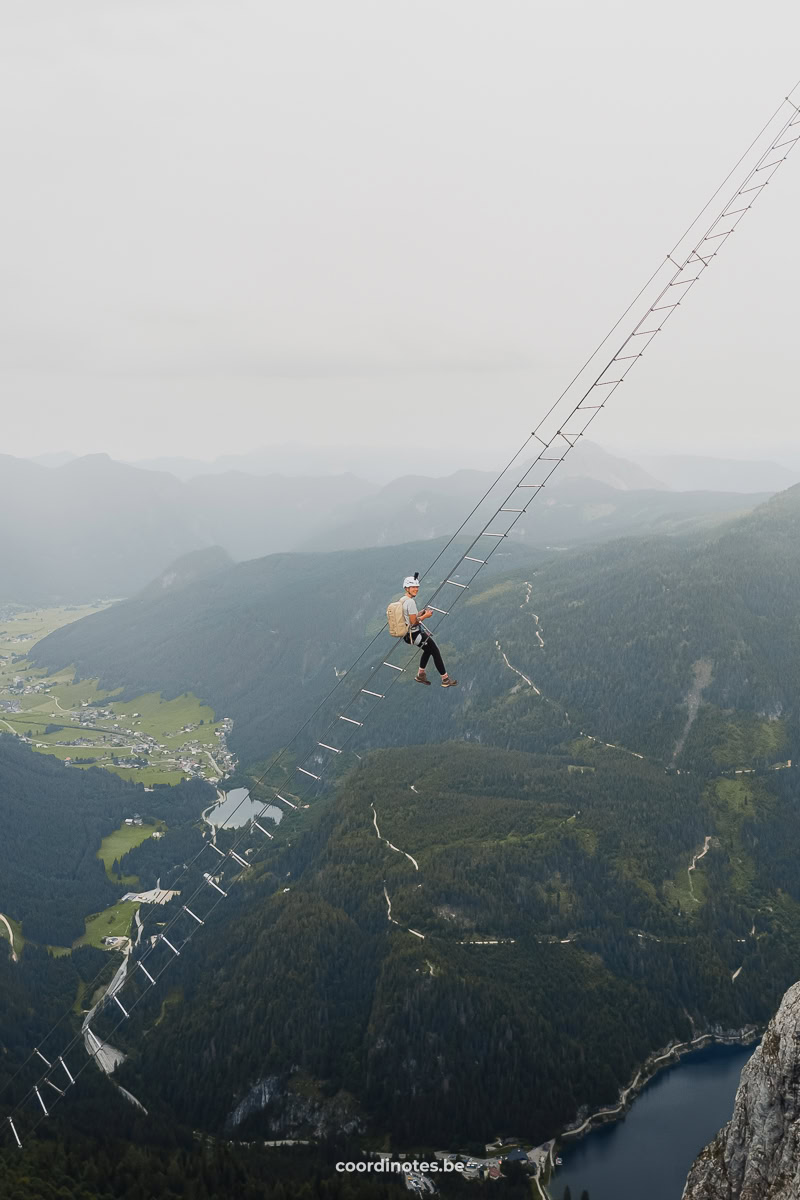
left=0, top=453, right=374, bottom=604
left=637, top=452, right=800, bottom=494
left=1, top=447, right=771, bottom=604
left=129, top=439, right=666, bottom=490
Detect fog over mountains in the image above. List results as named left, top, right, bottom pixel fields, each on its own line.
left=1, top=442, right=788, bottom=604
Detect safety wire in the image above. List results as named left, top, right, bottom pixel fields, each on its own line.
left=4, top=80, right=800, bottom=1147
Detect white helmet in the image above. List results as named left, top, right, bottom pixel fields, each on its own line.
left=403, top=573, right=420, bottom=590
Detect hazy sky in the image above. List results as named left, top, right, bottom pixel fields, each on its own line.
left=2, top=1, right=800, bottom=467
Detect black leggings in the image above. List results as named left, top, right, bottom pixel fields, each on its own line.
left=405, top=627, right=446, bottom=676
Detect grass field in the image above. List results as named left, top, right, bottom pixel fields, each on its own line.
left=74, top=900, right=140, bottom=950
left=97, top=821, right=165, bottom=883
left=110, top=690, right=220, bottom=747
left=103, top=765, right=187, bottom=785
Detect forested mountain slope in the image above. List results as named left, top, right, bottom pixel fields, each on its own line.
left=9, top=488, right=800, bottom=1155
left=32, top=485, right=800, bottom=771
left=105, top=739, right=800, bottom=1147
left=30, top=538, right=479, bottom=765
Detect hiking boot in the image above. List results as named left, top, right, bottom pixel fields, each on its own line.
left=415, top=670, right=431, bottom=686
left=441, top=675, right=458, bottom=688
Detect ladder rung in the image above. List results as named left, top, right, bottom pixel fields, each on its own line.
left=464, top=555, right=486, bottom=563
left=297, top=767, right=320, bottom=780
left=45, top=1079, right=65, bottom=1097
left=183, top=904, right=205, bottom=924
left=428, top=605, right=448, bottom=614
left=500, top=508, right=524, bottom=513
left=651, top=302, right=680, bottom=311
left=481, top=532, right=507, bottom=538
left=613, top=353, right=642, bottom=360
left=7, top=1116, right=22, bottom=1149
left=533, top=433, right=549, bottom=446
left=59, top=1056, right=75, bottom=1086
left=34, top=1087, right=48, bottom=1117
left=317, top=742, right=342, bottom=752
left=382, top=662, right=404, bottom=671
left=577, top=404, right=604, bottom=410
left=702, top=230, right=734, bottom=239
left=774, top=136, right=800, bottom=149
left=445, top=579, right=468, bottom=587
left=137, top=961, right=156, bottom=985
left=755, top=157, right=785, bottom=171
left=203, top=877, right=227, bottom=897
left=275, top=793, right=297, bottom=809
left=161, top=934, right=182, bottom=954
left=253, top=820, right=274, bottom=839
left=338, top=715, right=363, bottom=726
left=518, top=483, right=544, bottom=488
left=739, top=182, right=767, bottom=194
left=361, top=688, right=384, bottom=698
left=112, top=994, right=129, bottom=1019
left=34, top=1049, right=51, bottom=1068
left=631, top=327, right=661, bottom=336
left=593, top=380, right=623, bottom=386
left=210, top=843, right=225, bottom=856
left=721, top=205, right=751, bottom=216
left=229, top=850, right=249, bottom=868
left=668, top=278, right=694, bottom=287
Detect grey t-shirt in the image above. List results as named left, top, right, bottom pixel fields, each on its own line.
left=401, top=595, right=419, bottom=630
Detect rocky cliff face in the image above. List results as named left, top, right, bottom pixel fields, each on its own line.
left=683, top=982, right=800, bottom=1200
left=226, top=1072, right=365, bottom=1139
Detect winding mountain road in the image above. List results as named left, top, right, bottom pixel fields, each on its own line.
left=687, top=836, right=712, bottom=900
left=371, top=804, right=419, bottom=871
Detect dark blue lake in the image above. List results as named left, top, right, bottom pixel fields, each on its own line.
left=550, top=1042, right=756, bottom=1200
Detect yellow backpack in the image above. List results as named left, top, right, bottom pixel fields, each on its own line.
left=386, top=599, right=408, bottom=637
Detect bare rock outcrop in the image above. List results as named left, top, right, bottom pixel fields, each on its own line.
left=683, top=982, right=800, bottom=1199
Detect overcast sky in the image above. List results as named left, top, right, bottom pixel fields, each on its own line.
left=2, top=1, right=799, bottom=468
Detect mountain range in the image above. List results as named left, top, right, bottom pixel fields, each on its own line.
left=6, top=478, right=800, bottom=1175
left=31, top=484, right=800, bottom=768
left=0, top=444, right=774, bottom=605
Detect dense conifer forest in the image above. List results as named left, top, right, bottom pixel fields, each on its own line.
left=0, top=738, right=213, bottom=944
left=4, top=486, right=800, bottom=1188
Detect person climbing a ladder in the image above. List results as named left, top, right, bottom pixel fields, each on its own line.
left=387, top=573, right=458, bottom=687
